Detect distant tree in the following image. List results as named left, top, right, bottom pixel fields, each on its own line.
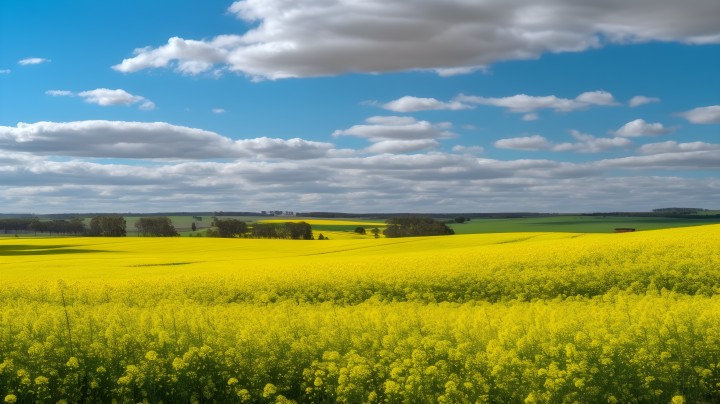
left=318, top=233, right=325, bottom=240
left=249, top=222, right=313, bottom=240
left=371, top=227, right=380, bottom=238
left=88, top=216, right=126, bottom=237
left=283, top=222, right=314, bottom=240
left=191, top=222, right=197, bottom=232
left=213, top=218, right=248, bottom=238
left=383, top=216, right=454, bottom=238
left=134, top=217, right=179, bottom=237
left=354, top=227, right=366, bottom=235
left=454, top=216, right=466, bottom=224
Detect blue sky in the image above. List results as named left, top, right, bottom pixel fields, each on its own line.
left=0, top=0, right=718, bottom=213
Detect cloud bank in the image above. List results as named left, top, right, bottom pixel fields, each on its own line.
left=113, top=0, right=720, bottom=80
left=1, top=118, right=715, bottom=213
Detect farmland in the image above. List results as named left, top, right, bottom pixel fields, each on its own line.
left=447, top=215, right=720, bottom=234
left=2, top=226, right=720, bottom=402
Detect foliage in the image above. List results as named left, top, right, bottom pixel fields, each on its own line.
left=134, top=217, right=179, bottom=237
left=384, top=216, right=454, bottom=237
left=212, top=218, right=248, bottom=238
left=354, top=226, right=366, bottom=235
left=87, top=215, right=126, bottom=237
left=0, top=218, right=85, bottom=235
left=250, top=222, right=313, bottom=240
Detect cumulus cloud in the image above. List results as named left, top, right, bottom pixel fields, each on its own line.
left=597, top=150, right=720, bottom=169
left=455, top=90, right=618, bottom=116
left=45, top=88, right=156, bottom=110
left=613, top=119, right=674, bottom=137
left=495, top=131, right=630, bottom=153
left=366, top=139, right=441, bottom=154
left=0, top=121, right=333, bottom=160
left=680, top=105, right=720, bottom=124
left=112, top=0, right=720, bottom=80
left=638, top=141, right=720, bottom=155
left=333, top=116, right=455, bottom=153
left=452, top=145, right=484, bottom=154
left=1, top=140, right=718, bottom=212
left=212, top=108, right=227, bottom=114
left=18, top=57, right=50, bottom=65
left=629, top=95, right=661, bottom=107
left=79, top=88, right=155, bottom=109
left=495, top=135, right=552, bottom=151
left=235, top=137, right=336, bottom=159
left=553, top=131, right=631, bottom=153
left=0, top=69, right=10, bottom=74
left=381, top=91, right=619, bottom=115
left=381, top=96, right=472, bottom=113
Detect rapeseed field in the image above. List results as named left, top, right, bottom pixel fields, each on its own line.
left=2, top=226, right=720, bottom=402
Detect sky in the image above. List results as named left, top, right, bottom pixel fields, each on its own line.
left=0, top=0, right=719, bottom=214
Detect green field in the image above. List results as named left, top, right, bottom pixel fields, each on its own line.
left=448, top=215, right=720, bottom=234
left=131, top=214, right=720, bottom=236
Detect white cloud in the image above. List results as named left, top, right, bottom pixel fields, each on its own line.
left=495, top=135, right=551, bottom=151
left=452, top=145, right=484, bottom=154
left=629, top=95, right=661, bottom=107
left=366, top=139, right=440, bottom=154
left=78, top=88, right=152, bottom=109
left=613, top=119, right=673, bottom=137
left=0, top=69, right=10, bottom=74
left=46, top=90, right=74, bottom=97
left=680, top=105, right=720, bottom=124
left=455, top=90, right=618, bottom=116
left=45, top=88, right=156, bottom=110
left=333, top=116, right=455, bottom=154
left=381, top=96, right=471, bottom=113
left=553, top=130, right=631, bottom=153
left=212, top=108, right=227, bottom=114
left=597, top=150, right=720, bottom=169
left=113, top=0, right=720, bottom=80
left=237, top=137, right=336, bottom=159
left=18, top=57, right=50, bottom=65
left=638, top=141, right=720, bottom=155
left=139, top=101, right=156, bottom=111
left=1, top=131, right=719, bottom=213
left=0, top=120, right=334, bottom=160
left=575, top=91, right=619, bottom=106
left=496, top=131, right=630, bottom=153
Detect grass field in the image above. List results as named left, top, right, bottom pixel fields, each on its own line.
left=2, top=225, right=720, bottom=402
left=448, top=215, right=720, bottom=234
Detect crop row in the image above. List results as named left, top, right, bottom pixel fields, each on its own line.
left=2, top=293, right=720, bottom=403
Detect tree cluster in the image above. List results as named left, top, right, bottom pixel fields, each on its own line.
left=0, top=218, right=82, bottom=235
left=383, top=216, right=455, bottom=238
left=134, top=217, right=179, bottom=237
left=87, top=216, right=126, bottom=237
left=211, top=218, right=248, bottom=238
left=210, top=219, right=314, bottom=240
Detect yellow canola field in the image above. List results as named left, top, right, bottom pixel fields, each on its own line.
left=2, top=225, right=720, bottom=403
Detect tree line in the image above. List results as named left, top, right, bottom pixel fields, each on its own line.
left=0, top=216, right=129, bottom=237
left=208, top=218, right=314, bottom=240
left=1, top=218, right=86, bottom=235
left=383, top=216, right=454, bottom=238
